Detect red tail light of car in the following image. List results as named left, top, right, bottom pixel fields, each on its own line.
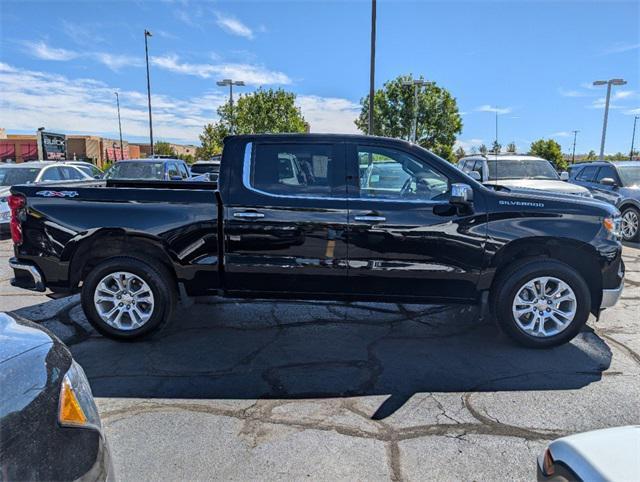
left=8, top=194, right=26, bottom=245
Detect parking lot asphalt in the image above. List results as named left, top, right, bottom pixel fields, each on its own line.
left=1, top=236, right=639, bottom=481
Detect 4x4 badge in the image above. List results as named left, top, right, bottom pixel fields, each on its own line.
left=35, top=190, right=79, bottom=198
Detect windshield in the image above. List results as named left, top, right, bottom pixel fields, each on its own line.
left=617, top=166, right=640, bottom=187
left=191, top=163, right=220, bottom=175
left=0, top=167, right=40, bottom=186
left=105, top=162, right=165, bottom=180
left=487, top=159, right=559, bottom=181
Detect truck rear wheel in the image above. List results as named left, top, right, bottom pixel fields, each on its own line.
left=81, top=257, right=176, bottom=340
left=493, top=259, right=591, bottom=348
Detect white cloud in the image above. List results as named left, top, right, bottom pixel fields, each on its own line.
left=551, top=131, right=572, bottom=137
left=558, top=87, right=589, bottom=98
left=215, top=12, right=254, bottom=39
left=614, top=90, right=635, bottom=100
left=94, top=53, right=144, bottom=71
left=624, top=107, right=640, bottom=115
left=296, top=95, right=360, bottom=133
left=475, top=105, right=512, bottom=115
left=601, top=42, right=640, bottom=55
left=23, top=40, right=78, bottom=61
left=0, top=62, right=224, bottom=143
left=151, top=54, right=291, bottom=85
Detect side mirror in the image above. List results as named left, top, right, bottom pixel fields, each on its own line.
left=468, top=171, right=482, bottom=182
left=450, top=183, right=474, bottom=206
left=600, top=177, right=617, bottom=187
left=560, top=171, right=569, bottom=181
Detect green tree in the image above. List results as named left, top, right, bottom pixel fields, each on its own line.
left=529, top=139, right=567, bottom=171
left=454, top=146, right=466, bottom=160
left=154, top=141, right=176, bottom=157
left=198, top=88, right=307, bottom=157
left=355, top=74, right=463, bottom=163
left=479, top=144, right=488, bottom=155
left=585, top=150, right=597, bottom=161
left=506, top=142, right=517, bottom=153
left=490, top=140, right=502, bottom=154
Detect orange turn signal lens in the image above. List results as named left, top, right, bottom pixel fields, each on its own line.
left=59, top=379, right=87, bottom=426
left=542, top=448, right=555, bottom=476
left=603, top=218, right=615, bottom=232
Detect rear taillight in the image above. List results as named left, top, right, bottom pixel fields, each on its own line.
left=8, top=194, right=25, bottom=245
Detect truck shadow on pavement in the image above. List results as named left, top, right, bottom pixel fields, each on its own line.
left=63, top=299, right=612, bottom=420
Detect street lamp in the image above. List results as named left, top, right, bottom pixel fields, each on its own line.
left=631, top=116, right=639, bottom=161
left=217, top=79, right=245, bottom=135
left=144, top=29, right=154, bottom=156
left=593, top=78, right=627, bottom=160
left=114, top=91, right=124, bottom=160
left=368, top=0, right=377, bottom=135
left=402, top=79, right=431, bottom=143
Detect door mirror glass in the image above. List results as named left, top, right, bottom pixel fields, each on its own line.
left=560, top=171, right=569, bottom=181
left=450, top=183, right=474, bottom=206
left=600, top=177, right=617, bottom=187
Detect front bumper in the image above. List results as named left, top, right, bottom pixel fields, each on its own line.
left=9, top=257, right=45, bottom=292
left=600, top=262, right=625, bottom=310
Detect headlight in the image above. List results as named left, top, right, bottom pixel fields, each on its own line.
left=603, top=216, right=622, bottom=238
left=58, top=360, right=101, bottom=430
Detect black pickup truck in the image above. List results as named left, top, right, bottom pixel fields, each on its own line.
left=8, top=134, right=625, bottom=347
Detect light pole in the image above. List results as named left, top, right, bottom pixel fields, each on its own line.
left=217, top=79, right=245, bottom=134
left=144, top=29, right=154, bottom=156
left=368, top=0, right=376, bottom=135
left=402, top=79, right=430, bottom=143
left=571, top=130, right=579, bottom=165
left=630, top=116, right=639, bottom=160
left=114, top=91, right=124, bottom=161
left=593, top=78, right=627, bottom=161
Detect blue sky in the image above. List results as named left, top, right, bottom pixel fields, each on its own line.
left=1, top=0, right=638, bottom=154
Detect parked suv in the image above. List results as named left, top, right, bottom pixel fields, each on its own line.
left=569, top=161, right=640, bottom=241
left=104, top=158, right=193, bottom=181
left=458, top=154, right=591, bottom=197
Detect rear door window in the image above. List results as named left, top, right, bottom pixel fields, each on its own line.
left=250, top=143, right=339, bottom=197
left=576, top=165, right=598, bottom=182
left=40, top=167, right=63, bottom=182
left=60, top=166, right=85, bottom=180
left=595, top=166, right=617, bottom=184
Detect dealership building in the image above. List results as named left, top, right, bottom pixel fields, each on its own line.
left=1, top=129, right=198, bottom=168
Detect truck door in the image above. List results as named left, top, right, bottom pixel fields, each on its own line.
left=346, top=143, right=486, bottom=302
left=223, top=140, right=349, bottom=296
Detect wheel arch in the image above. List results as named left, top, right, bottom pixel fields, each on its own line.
left=489, top=237, right=602, bottom=313
left=67, top=229, right=178, bottom=290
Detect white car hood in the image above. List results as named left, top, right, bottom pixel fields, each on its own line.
left=0, top=186, right=11, bottom=198
left=549, top=426, right=640, bottom=481
left=484, top=179, right=590, bottom=195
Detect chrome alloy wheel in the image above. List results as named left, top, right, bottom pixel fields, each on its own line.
left=621, top=209, right=639, bottom=240
left=93, top=271, right=155, bottom=330
left=511, top=276, right=577, bottom=338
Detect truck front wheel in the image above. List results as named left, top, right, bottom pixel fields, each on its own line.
left=493, top=259, right=591, bottom=348
left=81, top=257, right=176, bottom=340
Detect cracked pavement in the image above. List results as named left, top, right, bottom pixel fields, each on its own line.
left=1, top=237, right=639, bottom=481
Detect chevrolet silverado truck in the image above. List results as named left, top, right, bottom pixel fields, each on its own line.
left=7, top=134, right=625, bottom=347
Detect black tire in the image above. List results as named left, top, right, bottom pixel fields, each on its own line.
left=492, top=259, right=591, bottom=348
left=81, top=256, right=176, bottom=340
left=621, top=206, right=640, bottom=242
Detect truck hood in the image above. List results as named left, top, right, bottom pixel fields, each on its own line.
left=484, top=179, right=590, bottom=195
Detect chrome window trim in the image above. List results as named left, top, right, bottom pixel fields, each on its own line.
left=242, top=141, right=450, bottom=205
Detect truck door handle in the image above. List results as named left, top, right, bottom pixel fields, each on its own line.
left=354, top=215, right=386, bottom=222
left=233, top=211, right=265, bottom=219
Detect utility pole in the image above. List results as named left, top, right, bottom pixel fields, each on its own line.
left=630, top=116, right=639, bottom=160
left=216, top=79, right=245, bottom=135
left=571, top=130, right=579, bottom=164
left=144, top=29, right=154, bottom=156
left=593, top=78, right=627, bottom=161
left=368, top=0, right=377, bottom=135
left=114, top=91, right=124, bottom=161
left=402, top=79, right=430, bottom=143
